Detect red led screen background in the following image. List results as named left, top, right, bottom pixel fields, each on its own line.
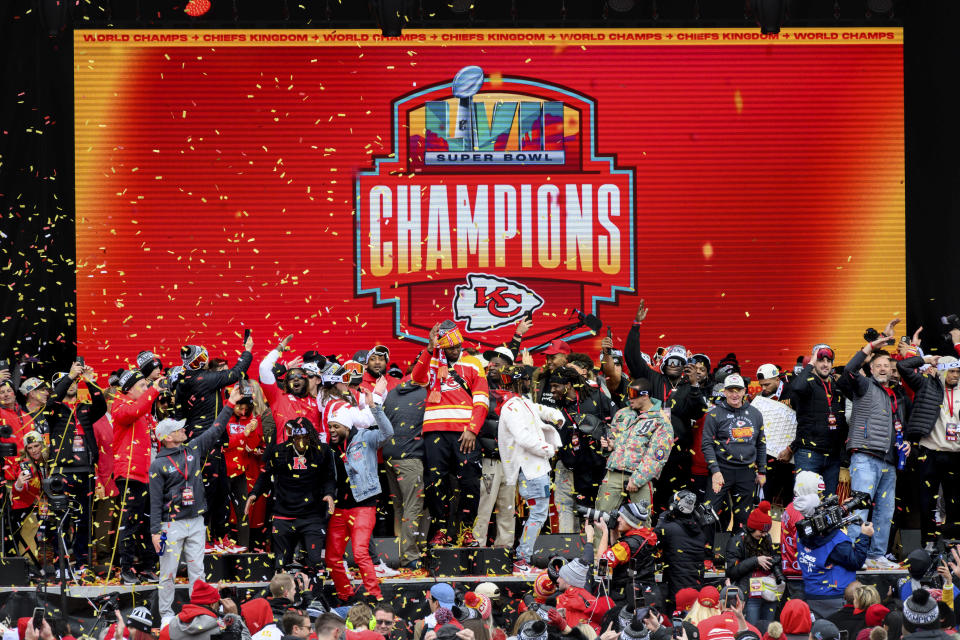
left=74, top=28, right=904, bottom=374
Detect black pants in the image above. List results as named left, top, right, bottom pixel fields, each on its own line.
left=226, top=475, right=249, bottom=549
left=117, top=477, right=157, bottom=570
left=764, top=457, right=794, bottom=508
left=201, top=452, right=229, bottom=539
left=653, top=446, right=692, bottom=515
left=916, top=446, right=960, bottom=545
left=705, top=465, right=757, bottom=532
left=59, top=470, right=94, bottom=565
left=424, top=432, right=481, bottom=536
left=272, top=514, right=328, bottom=571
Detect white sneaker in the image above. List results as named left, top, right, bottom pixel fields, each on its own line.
left=375, top=560, right=400, bottom=577
left=864, top=557, right=901, bottom=570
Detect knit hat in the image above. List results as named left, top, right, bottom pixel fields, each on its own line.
left=241, top=598, right=274, bottom=635
left=127, top=606, right=153, bottom=633
left=810, top=619, right=840, bottom=640
left=190, top=579, right=221, bottom=605
left=617, top=605, right=635, bottom=631
left=866, top=604, right=891, bottom=628
left=464, top=592, right=492, bottom=621
left=137, top=351, right=163, bottom=378
left=675, top=587, right=699, bottom=612
left=434, top=609, right=456, bottom=627
left=903, top=588, right=939, bottom=627
left=327, top=402, right=364, bottom=430
left=698, top=586, right=720, bottom=608
left=747, top=501, right=773, bottom=532
left=519, top=620, right=548, bottom=640
left=794, top=471, right=825, bottom=496
left=533, top=571, right=557, bottom=600
left=18, top=377, right=45, bottom=395
left=437, top=321, right=464, bottom=349
left=779, top=599, right=812, bottom=635
left=155, top=417, right=186, bottom=442
left=118, top=370, right=144, bottom=393
left=906, top=549, right=933, bottom=580
left=621, top=622, right=650, bottom=640
left=618, top=502, right=649, bottom=529
left=557, top=558, right=589, bottom=589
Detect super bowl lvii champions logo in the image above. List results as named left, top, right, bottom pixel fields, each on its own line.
left=355, top=65, right=636, bottom=346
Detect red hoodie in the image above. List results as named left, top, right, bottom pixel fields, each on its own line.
left=111, top=388, right=159, bottom=483
left=698, top=613, right=761, bottom=639
left=159, top=604, right=219, bottom=640
left=224, top=413, right=259, bottom=478
left=260, top=383, right=322, bottom=445
left=780, top=502, right=803, bottom=577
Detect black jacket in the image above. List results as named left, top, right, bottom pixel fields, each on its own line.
left=897, top=356, right=940, bottom=440
left=655, top=512, right=707, bottom=592
left=826, top=605, right=866, bottom=640
left=477, top=388, right=503, bottom=459
left=149, top=403, right=231, bottom=531
left=787, top=364, right=848, bottom=455
left=724, top=531, right=778, bottom=596
left=553, top=384, right=613, bottom=502
left=48, top=377, right=107, bottom=472
left=608, top=529, right=658, bottom=597
left=175, top=350, right=253, bottom=435
left=381, top=380, right=426, bottom=461
left=252, top=437, right=337, bottom=518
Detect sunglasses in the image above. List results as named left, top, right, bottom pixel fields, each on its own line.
left=327, top=370, right=351, bottom=384
left=627, top=387, right=650, bottom=399
left=286, top=372, right=306, bottom=381
left=815, top=348, right=835, bottom=361
left=344, top=362, right=363, bottom=375
left=499, top=371, right=524, bottom=386
left=375, top=619, right=395, bottom=626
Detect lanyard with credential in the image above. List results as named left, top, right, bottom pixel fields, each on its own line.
left=169, top=454, right=189, bottom=481
left=949, top=388, right=957, bottom=420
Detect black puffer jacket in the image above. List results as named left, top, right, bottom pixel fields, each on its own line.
left=381, top=380, right=426, bottom=460
left=175, top=350, right=253, bottom=435
left=477, top=387, right=503, bottom=459
left=725, top=530, right=778, bottom=596
left=788, top=364, right=848, bottom=455
left=655, top=512, right=707, bottom=594
left=897, top=355, right=944, bottom=440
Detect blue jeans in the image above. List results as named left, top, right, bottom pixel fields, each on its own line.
left=846, top=452, right=896, bottom=559
left=794, top=448, right=841, bottom=497
left=744, top=598, right=777, bottom=632
left=515, top=471, right=551, bottom=562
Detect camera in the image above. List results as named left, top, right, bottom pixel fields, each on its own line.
left=0, top=424, right=17, bottom=457
left=452, top=605, right=479, bottom=622
left=864, top=327, right=894, bottom=347
left=575, top=505, right=619, bottom=529
left=921, top=538, right=960, bottom=589
left=42, top=474, right=71, bottom=512
left=942, top=314, right=960, bottom=342
left=797, top=491, right=872, bottom=539
left=574, top=413, right=610, bottom=442
left=239, top=380, right=253, bottom=397
left=93, top=591, right=121, bottom=616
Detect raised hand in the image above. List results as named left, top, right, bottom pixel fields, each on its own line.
left=635, top=299, right=648, bottom=323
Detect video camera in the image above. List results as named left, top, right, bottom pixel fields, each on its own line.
left=92, top=591, right=121, bottom=617
left=797, top=491, right=872, bottom=539
left=575, top=505, right=619, bottom=529
left=942, top=314, right=960, bottom=342
left=0, top=424, right=18, bottom=457
left=922, top=538, right=960, bottom=589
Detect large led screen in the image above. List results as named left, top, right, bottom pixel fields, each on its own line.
left=75, top=28, right=904, bottom=372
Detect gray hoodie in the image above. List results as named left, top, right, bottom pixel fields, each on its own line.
left=167, top=608, right=250, bottom=640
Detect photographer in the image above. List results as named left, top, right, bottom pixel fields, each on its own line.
left=592, top=502, right=660, bottom=606
left=495, top=365, right=562, bottom=575
left=795, top=488, right=873, bottom=618
left=550, top=365, right=614, bottom=534
left=655, top=490, right=710, bottom=604
left=782, top=345, right=848, bottom=496
left=224, top=383, right=263, bottom=552
left=724, top=501, right=783, bottom=630
left=702, top=374, right=766, bottom=532
left=838, top=319, right=907, bottom=570
left=4, top=431, right=46, bottom=556
left=47, top=361, right=105, bottom=570
left=160, top=579, right=250, bottom=640
left=151, top=387, right=243, bottom=627
left=896, top=353, right=960, bottom=547
left=595, top=378, right=674, bottom=532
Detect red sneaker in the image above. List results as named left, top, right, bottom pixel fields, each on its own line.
left=459, top=530, right=480, bottom=548
left=429, top=531, right=450, bottom=547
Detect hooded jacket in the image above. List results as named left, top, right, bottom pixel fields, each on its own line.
left=149, top=402, right=233, bottom=532
left=381, top=380, right=426, bottom=461
left=655, top=511, right=707, bottom=592
left=259, top=350, right=324, bottom=445
left=112, top=386, right=160, bottom=483
left=897, top=355, right=956, bottom=442
left=251, top=429, right=337, bottom=518
left=48, top=377, right=106, bottom=472
left=788, top=363, right=848, bottom=455
left=497, top=393, right=562, bottom=485
left=840, top=350, right=902, bottom=461
left=701, top=398, right=766, bottom=473
left=175, top=350, right=252, bottom=434
left=164, top=607, right=251, bottom=640
left=606, top=398, right=675, bottom=488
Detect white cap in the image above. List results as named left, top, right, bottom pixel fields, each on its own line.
left=156, top=418, right=186, bottom=441
left=756, top=364, right=779, bottom=381
left=723, top=374, right=746, bottom=389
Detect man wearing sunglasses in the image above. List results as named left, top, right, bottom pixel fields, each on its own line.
left=258, top=333, right=324, bottom=445
left=595, top=378, right=674, bottom=534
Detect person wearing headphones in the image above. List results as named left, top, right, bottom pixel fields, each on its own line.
left=592, top=502, right=660, bottom=607
left=655, top=490, right=710, bottom=609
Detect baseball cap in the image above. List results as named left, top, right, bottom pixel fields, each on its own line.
left=474, top=582, right=501, bottom=600
left=482, top=346, right=515, bottom=365
left=19, top=377, right=45, bottom=395
left=810, top=620, right=840, bottom=640
left=542, top=340, right=571, bottom=356
left=723, top=374, right=746, bottom=389
left=155, top=418, right=186, bottom=441
left=430, top=583, right=456, bottom=609
left=756, top=364, right=779, bottom=381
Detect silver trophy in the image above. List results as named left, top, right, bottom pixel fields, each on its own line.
left=452, top=65, right=484, bottom=151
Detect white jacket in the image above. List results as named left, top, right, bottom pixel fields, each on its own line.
left=498, top=395, right=563, bottom=485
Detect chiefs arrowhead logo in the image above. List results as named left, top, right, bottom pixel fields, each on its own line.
left=453, top=273, right=544, bottom=332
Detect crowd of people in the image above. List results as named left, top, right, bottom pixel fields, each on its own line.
left=3, top=300, right=960, bottom=637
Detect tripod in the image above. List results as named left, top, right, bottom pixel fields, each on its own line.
left=36, top=499, right=78, bottom=616
left=0, top=489, right=42, bottom=567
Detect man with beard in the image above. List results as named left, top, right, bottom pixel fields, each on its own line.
left=176, top=335, right=253, bottom=542
left=532, top=339, right=571, bottom=403
left=550, top=365, right=615, bottom=533
left=623, top=300, right=707, bottom=513
left=259, top=334, right=324, bottom=444
left=48, top=359, right=106, bottom=572
left=359, top=345, right=400, bottom=395
left=411, top=320, right=489, bottom=547
left=839, top=319, right=909, bottom=569
left=246, top=415, right=336, bottom=579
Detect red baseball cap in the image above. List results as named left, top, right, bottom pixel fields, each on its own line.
left=543, top=340, right=571, bottom=356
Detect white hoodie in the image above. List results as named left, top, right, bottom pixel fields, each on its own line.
left=498, top=395, right=563, bottom=485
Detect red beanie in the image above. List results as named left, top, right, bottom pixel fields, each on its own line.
left=747, top=501, right=773, bottom=532
left=779, top=599, right=812, bottom=634
left=865, top=604, right=891, bottom=628
left=190, top=579, right=221, bottom=605
left=675, top=588, right=699, bottom=612
left=18, top=617, right=30, bottom=640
